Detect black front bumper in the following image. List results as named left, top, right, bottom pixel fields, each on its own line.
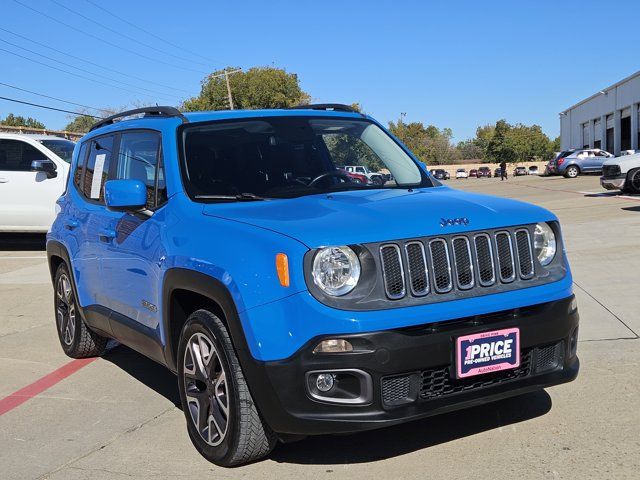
left=242, top=296, right=579, bottom=436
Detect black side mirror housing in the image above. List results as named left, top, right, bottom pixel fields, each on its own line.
left=31, top=159, right=58, bottom=178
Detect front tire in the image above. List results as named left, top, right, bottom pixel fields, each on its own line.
left=54, top=263, right=108, bottom=358
left=626, top=168, right=640, bottom=194
left=177, top=309, right=276, bottom=467
left=564, top=165, right=580, bottom=178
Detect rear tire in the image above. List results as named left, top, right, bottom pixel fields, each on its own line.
left=564, top=165, right=580, bottom=178
left=53, top=263, right=108, bottom=358
left=177, top=309, right=276, bottom=467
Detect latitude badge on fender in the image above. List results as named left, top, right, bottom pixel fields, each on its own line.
left=440, top=217, right=470, bottom=227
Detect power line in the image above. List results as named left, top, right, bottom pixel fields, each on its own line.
left=0, top=95, right=103, bottom=118
left=0, top=82, right=104, bottom=112
left=11, top=0, right=209, bottom=75
left=48, top=0, right=211, bottom=68
left=0, top=46, right=173, bottom=102
left=0, top=37, right=181, bottom=100
left=0, top=26, right=193, bottom=94
left=83, top=0, right=217, bottom=65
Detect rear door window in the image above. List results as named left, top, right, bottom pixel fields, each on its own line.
left=82, top=135, right=114, bottom=203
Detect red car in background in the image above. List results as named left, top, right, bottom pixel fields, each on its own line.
left=338, top=167, right=368, bottom=184
left=469, top=169, right=478, bottom=177
left=477, top=166, right=492, bottom=178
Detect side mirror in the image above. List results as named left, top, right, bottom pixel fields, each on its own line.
left=104, top=179, right=148, bottom=213
left=31, top=159, right=57, bottom=178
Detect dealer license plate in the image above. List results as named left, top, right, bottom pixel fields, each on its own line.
left=455, top=328, right=520, bottom=379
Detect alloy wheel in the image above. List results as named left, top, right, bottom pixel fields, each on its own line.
left=56, top=273, right=76, bottom=346
left=183, top=332, right=230, bottom=446
left=567, top=167, right=578, bottom=178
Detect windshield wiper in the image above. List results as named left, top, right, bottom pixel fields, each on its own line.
left=195, top=193, right=266, bottom=202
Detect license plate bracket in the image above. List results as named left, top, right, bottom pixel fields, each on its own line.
left=455, top=328, right=520, bottom=379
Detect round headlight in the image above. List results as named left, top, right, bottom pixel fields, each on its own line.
left=534, top=222, right=556, bottom=266
left=312, top=246, right=361, bottom=296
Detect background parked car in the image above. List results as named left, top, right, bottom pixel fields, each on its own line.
left=344, top=165, right=385, bottom=185
left=494, top=167, right=505, bottom=178
left=601, top=152, right=640, bottom=194
left=433, top=168, right=450, bottom=180
left=455, top=168, right=468, bottom=179
left=513, top=166, right=528, bottom=176
left=477, top=166, right=491, bottom=178
left=554, top=149, right=613, bottom=178
left=469, top=169, right=478, bottom=177
left=0, top=133, right=74, bottom=232
left=528, top=165, right=539, bottom=175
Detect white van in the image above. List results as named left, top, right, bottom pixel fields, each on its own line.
left=0, top=134, right=74, bottom=232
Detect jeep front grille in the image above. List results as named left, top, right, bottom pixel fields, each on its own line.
left=379, top=226, right=537, bottom=300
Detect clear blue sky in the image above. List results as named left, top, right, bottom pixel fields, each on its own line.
left=1, top=0, right=639, bottom=141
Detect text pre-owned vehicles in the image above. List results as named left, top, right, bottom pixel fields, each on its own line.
left=554, top=149, right=613, bottom=178
left=47, top=105, right=579, bottom=467
left=0, top=134, right=75, bottom=232
left=600, top=152, right=640, bottom=193
left=455, top=168, right=468, bottom=179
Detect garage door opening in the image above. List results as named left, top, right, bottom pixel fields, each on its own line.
left=606, top=127, right=614, bottom=153
left=621, top=116, right=631, bottom=151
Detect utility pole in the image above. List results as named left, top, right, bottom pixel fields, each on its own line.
left=224, top=70, right=234, bottom=110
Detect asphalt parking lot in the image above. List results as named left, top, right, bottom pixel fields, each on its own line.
left=1, top=174, right=638, bottom=480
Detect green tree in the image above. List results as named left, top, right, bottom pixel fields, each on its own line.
left=457, top=139, right=484, bottom=160
left=487, top=119, right=516, bottom=163
left=182, top=66, right=311, bottom=111
left=0, top=113, right=46, bottom=129
left=388, top=119, right=458, bottom=165
left=64, top=115, right=96, bottom=133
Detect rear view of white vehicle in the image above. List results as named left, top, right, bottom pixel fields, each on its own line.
left=455, top=168, right=468, bottom=179
left=0, top=134, right=74, bottom=232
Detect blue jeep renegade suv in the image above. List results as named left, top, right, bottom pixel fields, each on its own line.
left=47, top=105, right=579, bottom=466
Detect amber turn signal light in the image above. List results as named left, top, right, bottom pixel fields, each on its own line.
left=276, top=253, right=290, bottom=287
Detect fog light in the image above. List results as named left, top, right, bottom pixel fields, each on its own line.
left=313, top=339, right=353, bottom=354
left=315, top=373, right=335, bottom=392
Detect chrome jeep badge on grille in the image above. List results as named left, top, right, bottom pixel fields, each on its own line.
left=440, top=217, right=469, bottom=227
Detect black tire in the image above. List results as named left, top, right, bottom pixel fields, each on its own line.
left=54, top=263, right=108, bottom=358
left=564, top=165, right=580, bottom=178
left=626, top=168, right=640, bottom=194
left=177, top=309, right=276, bottom=467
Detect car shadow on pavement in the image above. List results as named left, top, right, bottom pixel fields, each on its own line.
left=102, top=343, right=182, bottom=407
left=270, top=390, right=552, bottom=465
left=100, top=343, right=552, bottom=466
left=0, top=233, right=46, bottom=251
left=621, top=206, right=640, bottom=212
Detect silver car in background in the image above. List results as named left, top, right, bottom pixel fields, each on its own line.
left=554, top=149, right=614, bottom=178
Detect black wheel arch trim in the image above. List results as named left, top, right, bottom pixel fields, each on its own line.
left=161, top=268, right=290, bottom=433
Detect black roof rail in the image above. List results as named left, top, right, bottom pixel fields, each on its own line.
left=288, top=103, right=360, bottom=113
left=90, top=106, right=188, bottom=131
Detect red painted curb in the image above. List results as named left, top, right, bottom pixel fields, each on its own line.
left=0, top=357, right=97, bottom=416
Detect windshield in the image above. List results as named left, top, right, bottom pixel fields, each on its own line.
left=39, top=139, right=75, bottom=163
left=181, top=117, right=426, bottom=200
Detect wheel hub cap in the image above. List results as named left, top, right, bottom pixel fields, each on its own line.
left=56, top=274, right=76, bottom=346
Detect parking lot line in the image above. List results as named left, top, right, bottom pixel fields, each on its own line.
left=0, top=357, right=97, bottom=416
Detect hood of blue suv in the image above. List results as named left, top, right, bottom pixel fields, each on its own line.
left=202, top=186, right=555, bottom=247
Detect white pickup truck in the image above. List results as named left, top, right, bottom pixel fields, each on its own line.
left=0, top=133, right=74, bottom=232
left=343, top=165, right=385, bottom=185
left=600, top=153, right=640, bottom=194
